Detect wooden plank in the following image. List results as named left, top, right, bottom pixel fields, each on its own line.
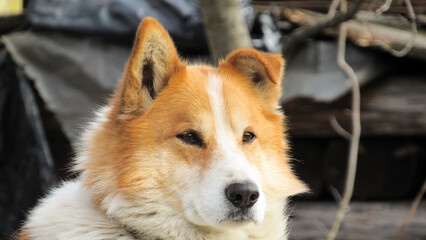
left=280, top=8, right=426, bottom=61
left=288, top=201, right=426, bottom=240
left=282, top=76, right=426, bottom=137
left=253, top=0, right=426, bottom=14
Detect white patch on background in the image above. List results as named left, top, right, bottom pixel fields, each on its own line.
left=184, top=74, right=265, bottom=227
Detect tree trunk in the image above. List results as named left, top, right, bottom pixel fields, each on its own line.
left=199, top=0, right=252, bottom=63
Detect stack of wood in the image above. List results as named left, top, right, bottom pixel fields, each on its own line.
left=254, top=0, right=426, bottom=60
left=253, top=0, right=426, bottom=15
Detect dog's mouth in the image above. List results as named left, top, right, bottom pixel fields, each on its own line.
left=220, top=209, right=255, bottom=224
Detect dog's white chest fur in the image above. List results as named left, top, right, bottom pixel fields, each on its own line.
left=25, top=181, right=288, bottom=240
left=25, top=181, right=134, bottom=240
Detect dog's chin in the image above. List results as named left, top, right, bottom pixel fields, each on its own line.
left=214, top=209, right=263, bottom=228
left=186, top=209, right=261, bottom=230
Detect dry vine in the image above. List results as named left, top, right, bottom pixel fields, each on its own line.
left=281, top=0, right=364, bottom=58
left=395, top=179, right=426, bottom=240
left=325, top=0, right=418, bottom=238
left=371, top=0, right=417, bottom=57
left=327, top=10, right=362, bottom=240
left=280, top=0, right=420, bottom=238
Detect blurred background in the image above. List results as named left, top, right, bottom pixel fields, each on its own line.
left=0, top=0, right=425, bottom=239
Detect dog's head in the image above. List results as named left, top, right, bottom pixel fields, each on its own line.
left=78, top=17, right=307, bottom=231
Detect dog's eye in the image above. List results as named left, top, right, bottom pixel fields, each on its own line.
left=177, top=131, right=204, bottom=147
left=242, top=131, right=256, bottom=144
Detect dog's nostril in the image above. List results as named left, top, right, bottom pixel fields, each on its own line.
left=232, top=193, right=243, bottom=202
left=250, top=192, right=259, bottom=201
left=225, top=182, right=259, bottom=209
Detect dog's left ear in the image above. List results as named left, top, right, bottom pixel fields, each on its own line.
left=115, top=17, right=184, bottom=117
left=221, top=49, right=284, bottom=111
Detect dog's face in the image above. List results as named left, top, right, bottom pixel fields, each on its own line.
left=78, top=18, right=306, bottom=230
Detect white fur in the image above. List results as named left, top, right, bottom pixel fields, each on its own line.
left=183, top=74, right=265, bottom=226
left=74, top=105, right=110, bottom=171
left=23, top=180, right=287, bottom=240
left=25, top=181, right=134, bottom=240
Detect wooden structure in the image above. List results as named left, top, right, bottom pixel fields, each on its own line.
left=288, top=201, right=426, bottom=239
left=253, top=0, right=426, bottom=15
left=283, top=76, right=426, bottom=137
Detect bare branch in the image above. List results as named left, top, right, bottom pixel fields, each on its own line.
left=282, top=0, right=364, bottom=58
left=376, top=0, right=393, bottom=15
left=328, top=184, right=343, bottom=203
left=329, top=116, right=352, bottom=141
left=372, top=0, right=417, bottom=57
left=326, top=20, right=362, bottom=240
left=327, top=0, right=341, bottom=18
left=395, top=179, right=426, bottom=240
left=283, top=0, right=419, bottom=59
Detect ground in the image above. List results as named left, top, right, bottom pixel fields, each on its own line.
left=289, top=201, right=426, bottom=240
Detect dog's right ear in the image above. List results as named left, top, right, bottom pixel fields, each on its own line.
left=113, top=17, right=184, bottom=118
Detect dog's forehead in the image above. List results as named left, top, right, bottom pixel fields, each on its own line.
left=144, top=65, right=262, bottom=140
left=166, top=65, right=259, bottom=124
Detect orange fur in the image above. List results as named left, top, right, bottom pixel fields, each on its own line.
left=15, top=228, right=31, bottom=240
left=20, top=17, right=307, bottom=240
left=78, top=17, right=306, bottom=209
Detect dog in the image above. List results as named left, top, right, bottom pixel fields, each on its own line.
left=16, top=17, right=307, bottom=240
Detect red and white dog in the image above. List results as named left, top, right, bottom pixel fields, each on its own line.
left=17, top=18, right=307, bottom=240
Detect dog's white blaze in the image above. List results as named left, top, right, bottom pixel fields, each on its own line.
left=206, top=74, right=257, bottom=179
left=190, top=74, right=265, bottom=225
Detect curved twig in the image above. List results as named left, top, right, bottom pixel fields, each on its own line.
left=329, top=116, right=352, bottom=141
left=395, top=179, right=426, bottom=240
left=372, top=0, right=417, bottom=57
left=282, top=0, right=364, bottom=58
left=326, top=21, right=362, bottom=240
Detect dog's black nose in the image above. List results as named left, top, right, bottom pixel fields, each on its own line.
left=225, top=182, right=259, bottom=209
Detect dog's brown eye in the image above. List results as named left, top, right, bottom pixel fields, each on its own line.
left=242, top=131, right=256, bottom=144
left=177, top=131, right=204, bottom=148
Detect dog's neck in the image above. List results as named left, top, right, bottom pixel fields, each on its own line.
left=122, top=224, right=153, bottom=240
left=98, top=191, right=288, bottom=240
